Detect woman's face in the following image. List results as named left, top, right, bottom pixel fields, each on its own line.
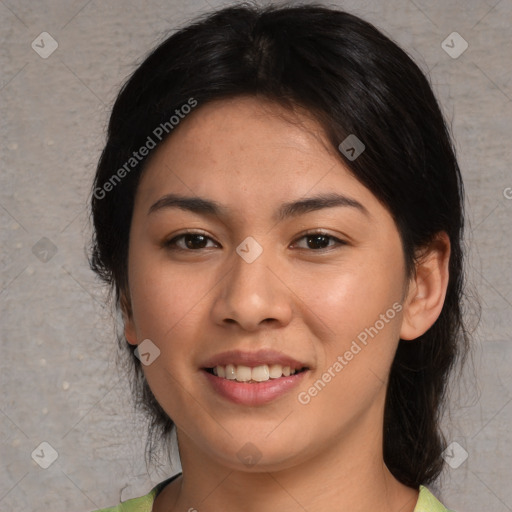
left=124, top=96, right=410, bottom=472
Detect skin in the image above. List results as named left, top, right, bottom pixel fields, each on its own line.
left=122, top=96, right=450, bottom=512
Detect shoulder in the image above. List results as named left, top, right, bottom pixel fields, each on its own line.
left=88, top=493, right=150, bottom=512
left=415, top=485, right=454, bottom=512
left=89, top=474, right=180, bottom=512
left=88, top=492, right=154, bottom=512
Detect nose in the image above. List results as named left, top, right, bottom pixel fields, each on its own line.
left=210, top=241, right=293, bottom=332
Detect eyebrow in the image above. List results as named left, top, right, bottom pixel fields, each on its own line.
left=148, top=192, right=370, bottom=222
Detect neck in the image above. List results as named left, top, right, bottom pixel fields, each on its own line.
left=156, top=410, right=419, bottom=512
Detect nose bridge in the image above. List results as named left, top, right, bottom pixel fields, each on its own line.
left=213, top=235, right=291, bottom=329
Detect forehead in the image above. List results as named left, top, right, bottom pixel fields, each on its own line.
left=135, top=96, right=381, bottom=221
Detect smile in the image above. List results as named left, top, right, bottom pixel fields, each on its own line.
left=205, top=363, right=308, bottom=383
left=202, top=366, right=310, bottom=406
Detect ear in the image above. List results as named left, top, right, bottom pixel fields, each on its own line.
left=120, top=290, right=138, bottom=346
left=400, top=232, right=451, bottom=340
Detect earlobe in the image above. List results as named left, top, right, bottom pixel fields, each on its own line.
left=400, top=232, right=451, bottom=341
left=120, top=291, right=138, bottom=346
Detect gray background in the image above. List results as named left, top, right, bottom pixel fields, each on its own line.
left=1, top=0, right=511, bottom=511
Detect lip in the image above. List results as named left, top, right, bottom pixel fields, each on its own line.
left=200, top=349, right=309, bottom=371
left=202, top=368, right=309, bottom=406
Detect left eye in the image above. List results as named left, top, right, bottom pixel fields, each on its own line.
left=292, top=232, right=345, bottom=250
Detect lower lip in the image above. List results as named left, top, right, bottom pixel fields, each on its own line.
left=202, top=369, right=309, bottom=406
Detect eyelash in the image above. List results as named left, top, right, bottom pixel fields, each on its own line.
left=163, top=230, right=347, bottom=252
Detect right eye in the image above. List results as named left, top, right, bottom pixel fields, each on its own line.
left=163, top=231, right=220, bottom=251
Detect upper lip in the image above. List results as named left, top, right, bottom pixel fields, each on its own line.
left=201, top=349, right=309, bottom=370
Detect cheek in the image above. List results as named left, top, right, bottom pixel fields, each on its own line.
left=292, top=258, right=404, bottom=426
left=127, top=253, right=219, bottom=355
left=127, top=259, right=212, bottom=408
left=131, top=276, right=188, bottom=332
left=291, top=253, right=403, bottom=341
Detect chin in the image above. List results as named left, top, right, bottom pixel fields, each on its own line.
left=203, top=433, right=313, bottom=473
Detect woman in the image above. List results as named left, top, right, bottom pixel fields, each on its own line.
left=89, top=3, right=468, bottom=511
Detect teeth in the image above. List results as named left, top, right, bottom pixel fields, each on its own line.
left=225, top=364, right=236, bottom=380
left=237, top=365, right=252, bottom=382
left=252, top=365, right=270, bottom=382
left=269, top=364, right=283, bottom=378
left=210, top=364, right=301, bottom=382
